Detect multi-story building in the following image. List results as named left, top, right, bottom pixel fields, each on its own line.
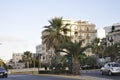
left=36, top=44, right=54, bottom=65
left=6, top=53, right=25, bottom=69
left=12, top=53, right=22, bottom=63
left=105, top=23, right=120, bottom=46
left=36, top=44, right=45, bottom=63
left=62, top=19, right=97, bottom=55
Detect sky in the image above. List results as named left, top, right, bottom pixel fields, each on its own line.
left=0, top=0, right=120, bottom=60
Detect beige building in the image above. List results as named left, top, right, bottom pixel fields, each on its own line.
left=62, top=19, right=97, bottom=55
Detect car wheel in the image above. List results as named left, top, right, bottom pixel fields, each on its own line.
left=108, top=71, right=112, bottom=76
left=5, top=75, right=8, bottom=78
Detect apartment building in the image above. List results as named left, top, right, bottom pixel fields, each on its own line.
left=36, top=44, right=46, bottom=63
left=6, top=53, right=25, bottom=69
left=105, top=23, right=120, bottom=46
left=62, top=19, right=97, bottom=55
left=36, top=44, right=54, bottom=65
left=12, top=53, right=22, bottom=63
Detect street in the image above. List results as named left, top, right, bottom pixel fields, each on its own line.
left=0, top=70, right=120, bottom=80
left=81, top=69, right=120, bottom=80
left=0, top=74, right=80, bottom=80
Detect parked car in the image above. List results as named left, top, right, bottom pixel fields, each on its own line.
left=0, top=67, right=8, bottom=78
left=101, top=62, right=120, bottom=75
left=81, top=65, right=91, bottom=70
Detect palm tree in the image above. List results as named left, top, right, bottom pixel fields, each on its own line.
left=22, top=51, right=32, bottom=68
left=42, top=17, right=70, bottom=65
left=91, top=38, right=104, bottom=57
left=42, top=17, right=70, bottom=50
left=59, top=40, right=91, bottom=75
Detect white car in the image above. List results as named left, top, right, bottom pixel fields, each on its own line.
left=101, top=62, right=120, bottom=75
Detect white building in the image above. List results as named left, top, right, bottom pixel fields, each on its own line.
left=36, top=44, right=44, bottom=62
left=104, top=26, right=112, bottom=36
left=105, top=23, right=120, bottom=46
left=36, top=44, right=54, bottom=64
left=6, top=53, right=25, bottom=69
left=12, top=53, right=22, bottom=63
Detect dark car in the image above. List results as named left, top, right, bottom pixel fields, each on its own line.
left=0, top=67, right=8, bottom=78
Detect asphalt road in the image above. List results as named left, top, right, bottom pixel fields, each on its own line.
left=81, top=69, right=120, bottom=80
left=0, top=70, right=120, bottom=80
left=0, top=74, right=80, bottom=80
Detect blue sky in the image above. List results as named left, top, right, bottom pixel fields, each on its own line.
left=0, top=0, right=120, bottom=60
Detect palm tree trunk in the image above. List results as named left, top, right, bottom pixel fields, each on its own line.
left=72, top=57, right=80, bottom=75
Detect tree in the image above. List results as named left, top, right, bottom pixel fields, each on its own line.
left=42, top=17, right=70, bottom=50
left=104, top=43, right=120, bottom=61
left=91, top=38, right=104, bottom=58
left=59, top=40, right=91, bottom=75
left=0, top=60, right=7, bottom=69
left=22, top=51, right=32, bottom=68
left=42, top=17, right=70, bottom=67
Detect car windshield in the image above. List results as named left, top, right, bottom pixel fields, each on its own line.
left=111, top=63, right=120, bottom=67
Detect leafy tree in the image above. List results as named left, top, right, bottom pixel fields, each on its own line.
left=91, top=38, right=104, bottom=57
left=84, top=55, right=98, bottom=68
left=22, top=51, right=32, bottom=68
left=104, top=43, right=120, bottom=61
left=0, top=60, right=3, bottom=67
left=0, top=60, right=7, bottom=69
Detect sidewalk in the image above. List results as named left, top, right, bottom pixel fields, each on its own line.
left=36, top=74, right=112, bottom=80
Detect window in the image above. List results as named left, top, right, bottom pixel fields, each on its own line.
left=87, top=27, right=89, bottom=31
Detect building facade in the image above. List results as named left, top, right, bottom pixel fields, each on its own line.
left=6, top=53, right=25, bottom=69
left=105, top=23, right=120, bottom=46
left=36, top=44, right=54, bottom=65
left=62, top=19, right=97, bottom=55
left=12, top=53, right=22, bottom=63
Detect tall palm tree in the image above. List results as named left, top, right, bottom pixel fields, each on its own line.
left=42, top=17, right=70, bottom=50
left=59, top=40, right=90, bottom=75
left=22, top=51, right=32, bottom=68
left=42, top=17, right=70, bottom=65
